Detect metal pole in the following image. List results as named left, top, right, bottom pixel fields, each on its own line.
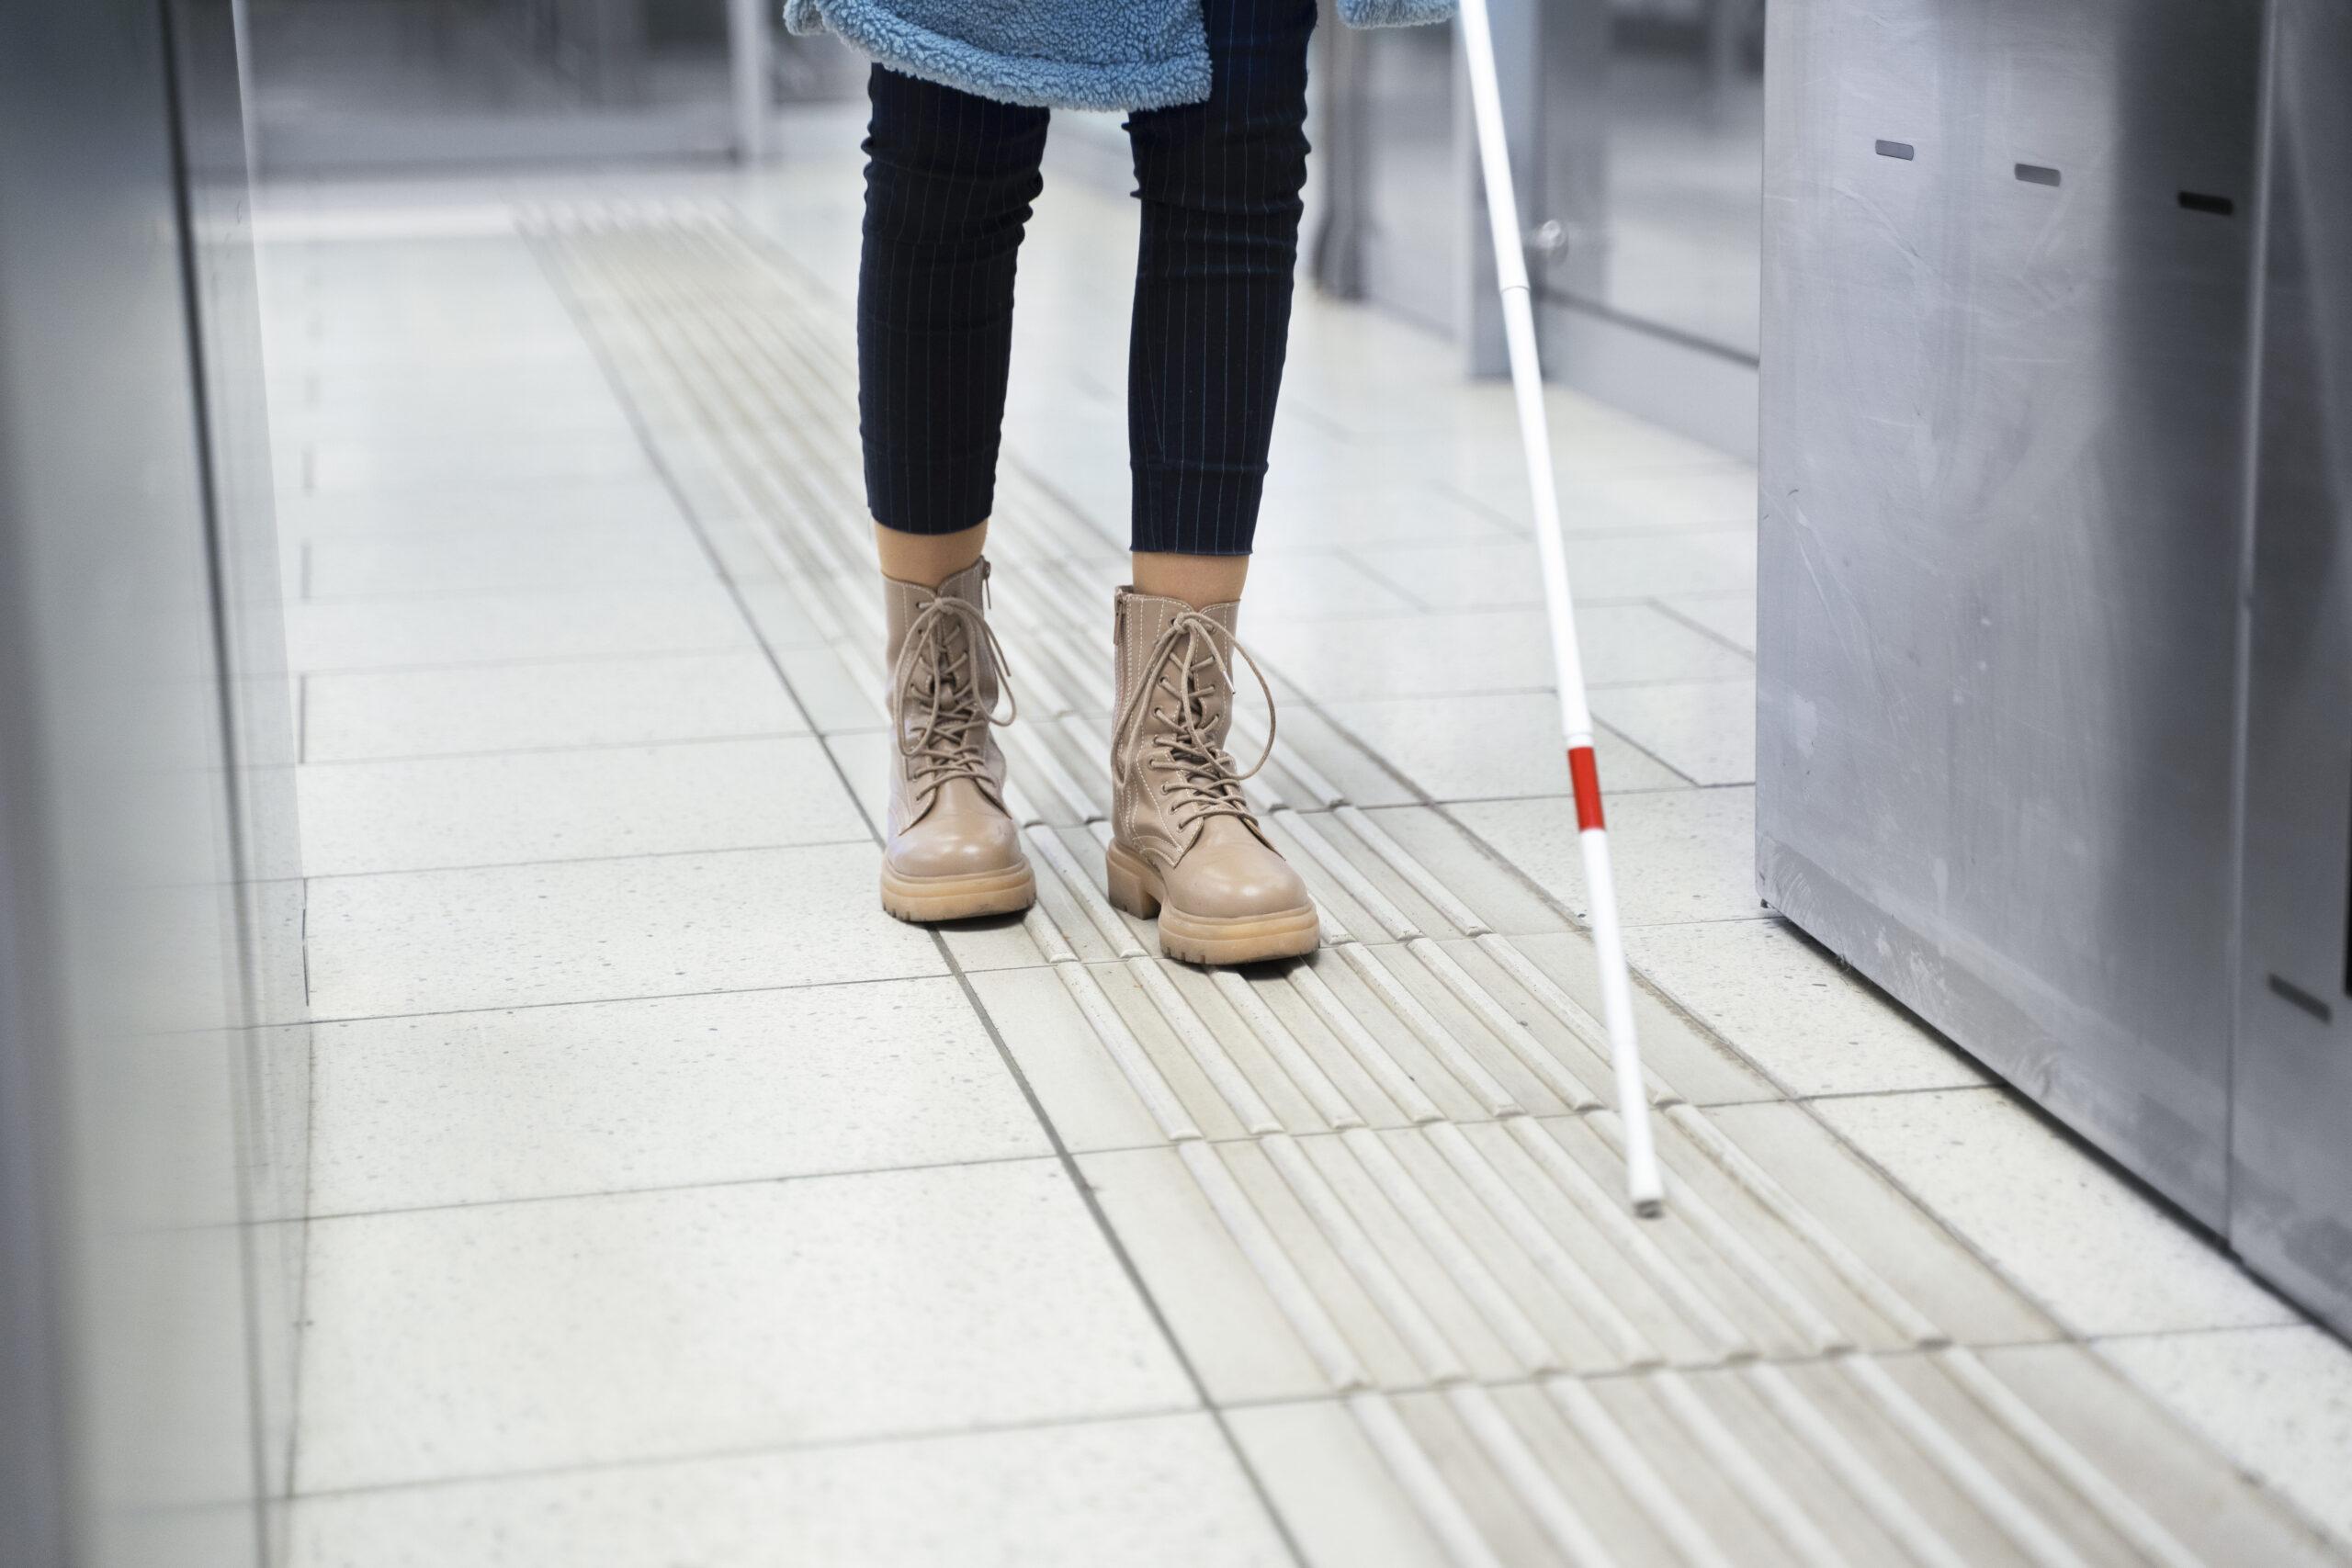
left=728, top=0, right=766, bottom=163
left=1455, top=0, right=1664, bottom=1213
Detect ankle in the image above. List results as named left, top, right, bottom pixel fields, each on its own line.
left=877, top=519, right=988, bottom=588
left=1131, top=550, right=1249, bottom=610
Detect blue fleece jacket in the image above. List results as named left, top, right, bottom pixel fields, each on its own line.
left=783, top=0, right=1455, bottom=112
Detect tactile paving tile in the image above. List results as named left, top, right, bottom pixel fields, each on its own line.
left=526, top=210, right=2345, bottom=1568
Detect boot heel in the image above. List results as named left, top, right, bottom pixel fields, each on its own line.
left=1104, top=842, right=1161, bottom=919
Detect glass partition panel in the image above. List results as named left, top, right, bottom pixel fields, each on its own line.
left=1592, top=0, right=1764, bottom=357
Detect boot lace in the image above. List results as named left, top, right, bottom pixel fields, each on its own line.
left=891, top=594, right=1016, bottom=808
left=1115, top=607, right=1279, bottom=837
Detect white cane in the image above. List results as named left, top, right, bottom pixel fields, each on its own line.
left=1455, top=0, right=1665, bottom=1214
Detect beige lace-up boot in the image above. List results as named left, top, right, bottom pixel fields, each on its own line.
left=1105, top=588, right=1319, bottom=964
left=878, top=559, right=1035, bottom=922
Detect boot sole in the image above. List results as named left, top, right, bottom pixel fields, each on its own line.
left=880, top=862, right=1035, bottom=924
left=1103, top=840, right=1321, bottom=965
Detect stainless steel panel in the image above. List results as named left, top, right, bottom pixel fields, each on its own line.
left=2232, top=0, right=2352, bottom=1338
left=1757, top=0, right=2267, bottom=1225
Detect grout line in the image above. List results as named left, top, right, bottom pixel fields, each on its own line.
left=299, top=964, right=987, bottom=1030
left=299, top=728, right=818, bottom=768
left=284, top=1400, right=1219, bottom=1506
left=1645, top=593, right=1759, bottom=660
left=301, top=832, right=875, bottom=884
left=293, top=574, right=722, bottom=608
left=302, top=1147, right=1080, bottom=1225
left=273, top=1340, right=2038, bottom=1515
left=1332, top=546, right=1437, bottom=615
left=288, top=642, right=765, bottom=681
left=289, top=950, right=1888, bottom=1092
left=294, top=728, right=822, bottom=770
left=288, top=642, right=805, bottom=681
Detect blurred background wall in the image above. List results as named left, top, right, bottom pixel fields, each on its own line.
left=0, top=2, right=308, bottom=1564
left=234, top=0, right=1765, bottom=455
left=243, top=0, right=861, bottom=169
left=1317, top=0, right=1767, bottom=457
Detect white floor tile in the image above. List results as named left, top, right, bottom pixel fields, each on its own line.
left=1657, top=591, right=1756, bottom=654
left=295, top=1161, right=1196, bottom=1490
left=777, top=644, right=888, bottom=733
left=2097, top=1325, right=2352, bottom=1552
left=1318, top=692, right=1691, bottom=801
left=1348, top=526, right=1755, bottom=612
left=1250, top=477, right=1525, bottom=550
left=1450, top=785, right=1759, bottom=927
left=1238, top=549, right=1424, bottom=619
left=1814, top=1088, right=2301, bottom=1337
left=303, top=519, right=710, bottom=600
left=302, top=651, right=806, bottom=761
left=1973, top=1342, right=2349, bottom=1568
left=731, top=578, right=838, bottom=653
left=288, top=1413, right=1290, bottom=1568
left=305, top=842, right=943, bottom=1019
left=1224, top=1399, right=1454, bottom=1568
left=1590, top=677, right=1756, bottom=787
left=305, top=433, right=651, bottom=494
left=1623, top=918, right=1988, bottom=1097
left=1243, top=603, right=1750, bottom=703
left=285, top=582, right=752, bottom=671
left=962, top=965, right=1168, bottom=1152
left=1347, top=807, right=1578, bottom=935
left=277, top=479, right=682, bottom=536
left=821, top=728, right=892, bottom=840
left=1495, top=932, right=1779, bottom=1106
left=1257, top=700, right=1427, bottom=807
left=1700, top=1100, right=2062, bottom=1347
left=937, top=910, right=1059, bottom=975
left=297, top=737, right=863, bottom=875
left=274, top=400, right=638, bottom=448
left=1552, top=466, right=1758, bottom=532
left=290, top=337, right=608, bottom=380
left=1079, top=1147, right=1333, bottom=1404
left=309, top=978, right=1046, bottom=1213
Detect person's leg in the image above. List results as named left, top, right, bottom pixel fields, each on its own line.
left=1105, top=0, right=1322, bottom=965
left=860, top=66, right=1046, bottom=921
left=1130, top=547, right=1248, bottom=610
left=1125, top=0, right=1317, bottom=589
left=861, top=64, right=1046, bottom=576
left=874, top=518, right=988, bottom=590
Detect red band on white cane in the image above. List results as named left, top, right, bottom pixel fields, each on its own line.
left=1567, top=745, right=1605, bottom=832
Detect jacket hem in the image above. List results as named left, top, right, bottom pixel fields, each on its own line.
left=800, top=0, right=1214, bottom=111
left=1338, top=0, right=1457, bottom=25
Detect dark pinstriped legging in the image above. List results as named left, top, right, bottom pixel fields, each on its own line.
left=856, top=0, right=1318, bottom=557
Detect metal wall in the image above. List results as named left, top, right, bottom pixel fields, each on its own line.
left=1756, top=0, right=2267, bottom=1229
left=2232, top=0, right=2352, bottom=1339
left=1758, top=0, right=2352, bottom=1335
left=0, top=1, right=307, bottom=1563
